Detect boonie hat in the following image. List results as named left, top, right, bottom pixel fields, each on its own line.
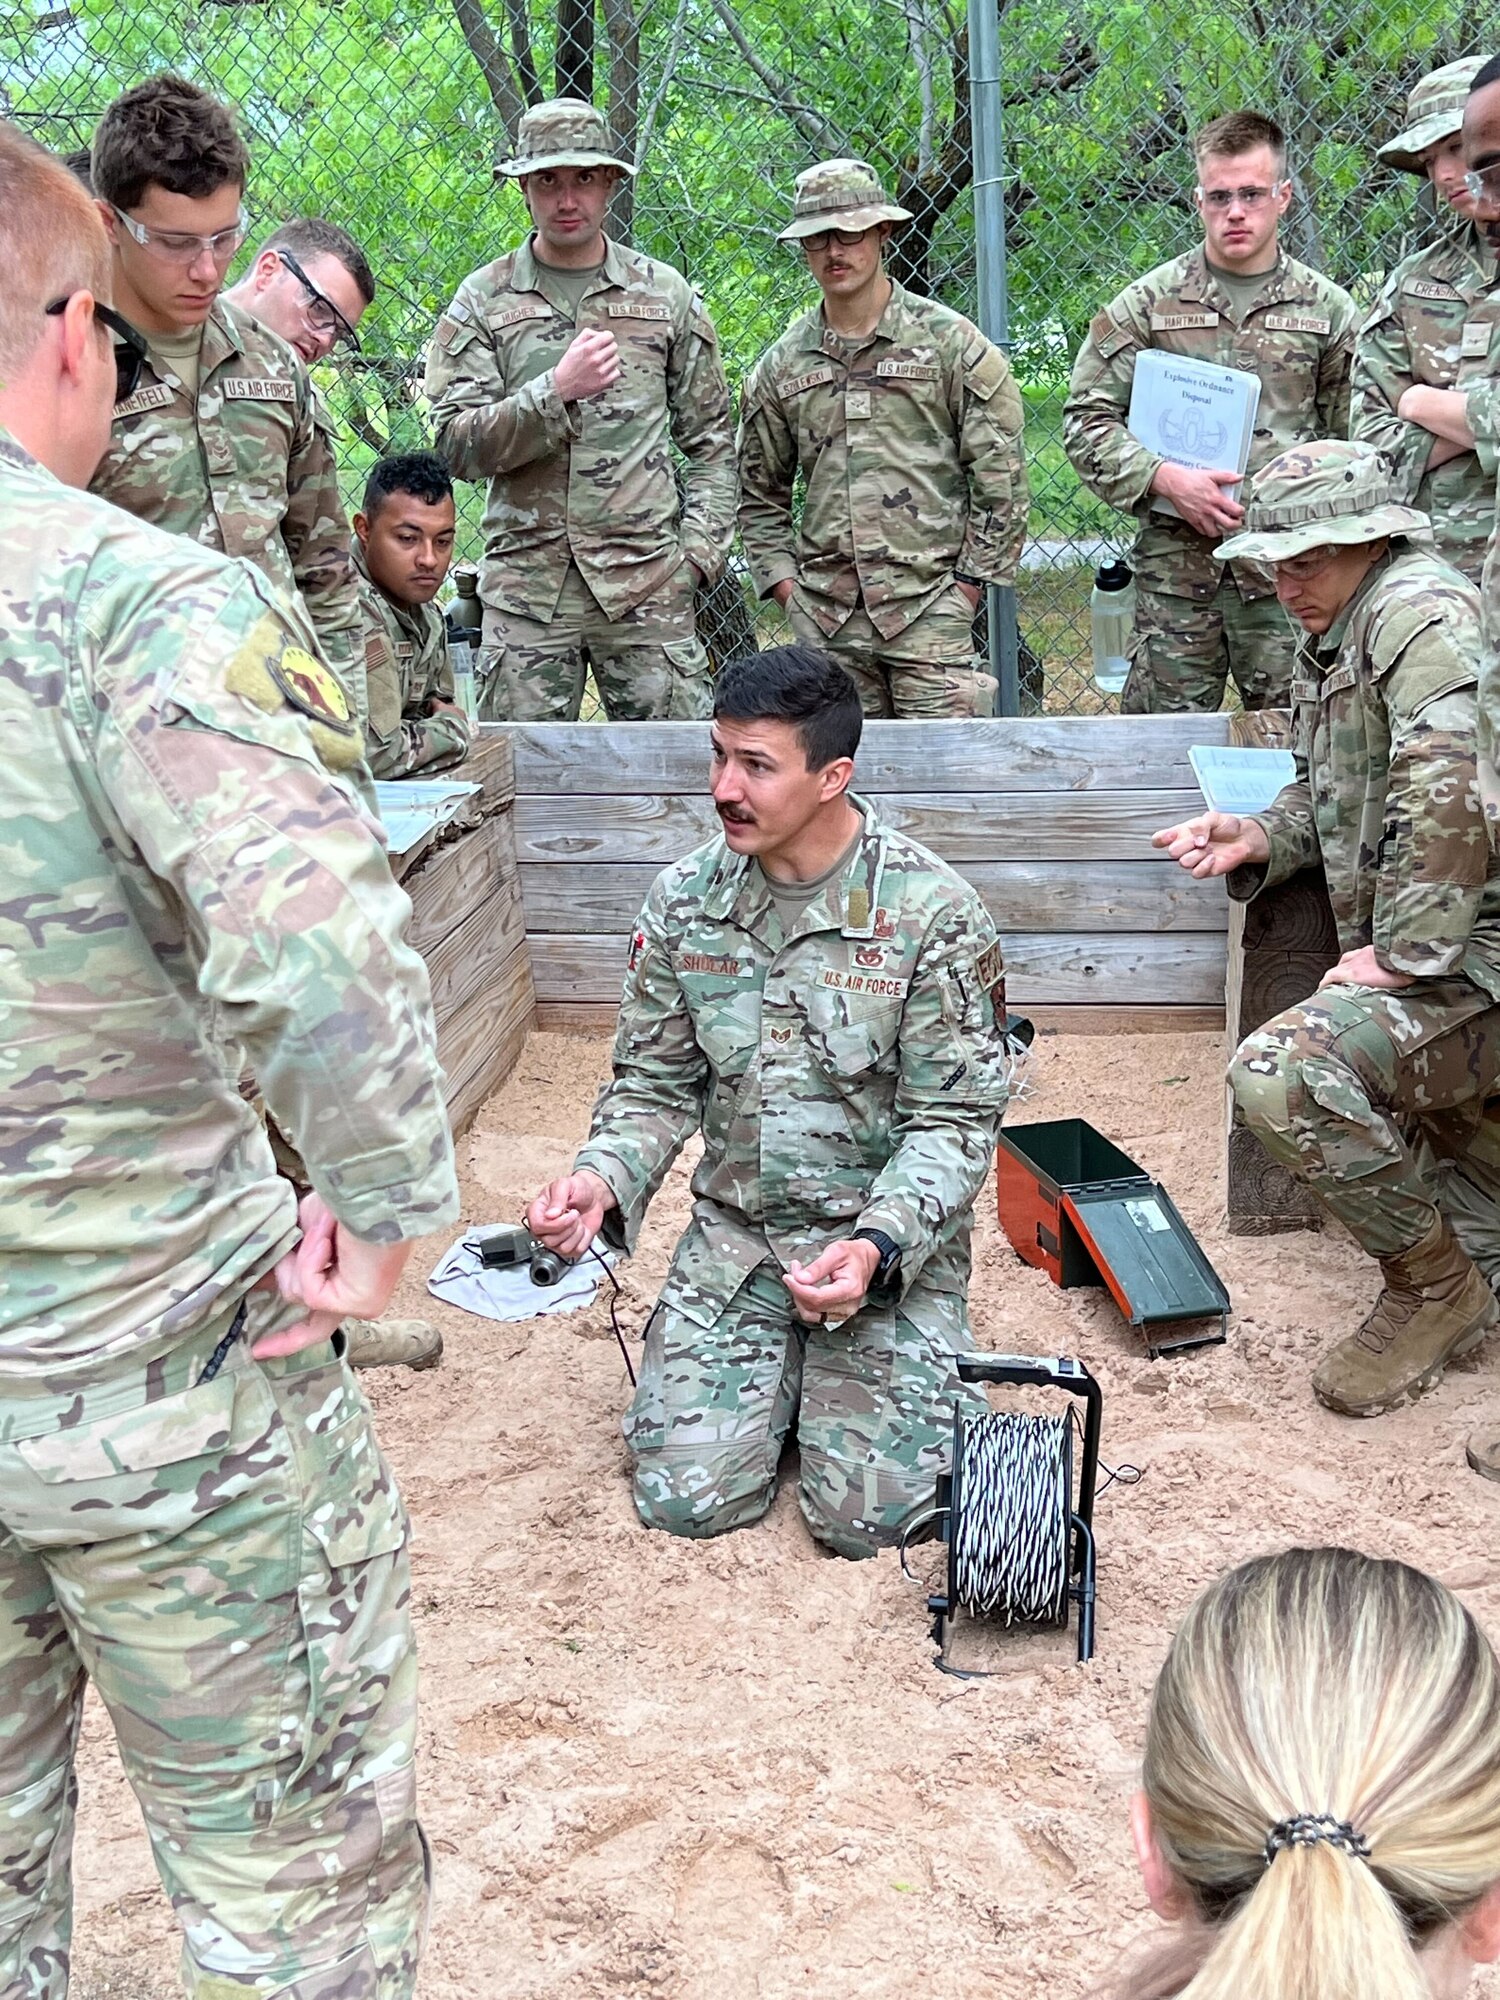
left=1377, top=57, right=1485, bottom=174
left=778, top=158, right=912, bottom=242
left=1215, top=440, right=1433, bottom=563
left=495, top=97, right=635, bottom=179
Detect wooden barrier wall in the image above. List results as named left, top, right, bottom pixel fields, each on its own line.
left=395, top=730, right=535, bottom=1134
left=502, top=716, right=1234, bottom=1033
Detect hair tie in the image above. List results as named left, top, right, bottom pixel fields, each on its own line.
left=1264, top=1814, right=1371, bottom=1866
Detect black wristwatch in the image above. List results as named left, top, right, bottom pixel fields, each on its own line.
left=953, top=571, right=985, bottom=590
left=852, top=1227, right=903, bottom=1299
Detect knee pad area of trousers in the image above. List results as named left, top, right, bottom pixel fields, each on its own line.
left=631, top=1446, right=775, bottom=1540
left=1228, top=1033, right=1296, bottom=1132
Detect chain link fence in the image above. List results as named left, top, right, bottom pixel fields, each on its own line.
left=1, top=0, right=1484, bottom=710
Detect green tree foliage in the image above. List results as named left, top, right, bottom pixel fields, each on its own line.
left=0, top=0, right=1481, bottom=628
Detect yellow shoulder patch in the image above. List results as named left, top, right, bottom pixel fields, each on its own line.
left=224, top=618, right=365, bottom=774
left=277, top=647, right=353, bottom=727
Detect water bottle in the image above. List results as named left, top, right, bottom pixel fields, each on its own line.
left=1090, top=558, right=1135, bottom=697
left=446, top=567, right=483, bottom=722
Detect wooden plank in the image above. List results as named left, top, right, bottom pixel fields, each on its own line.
left=534, top=1000, right=1225, bottom=1036
left=438, top=938, right=535, bottom=1135
left=517, top=858, right=1227, bottom=936
left=526, top=930, right=1227, bottom=1007
left=404, top=816, right=517, bottom=957
left=465, top=726, right=516, bottom=806
left=514, top=788, right=1209, bottom=866
left=422, top=871, right=528, bottom=1025
left=505, top=715, right=1231, bottom=797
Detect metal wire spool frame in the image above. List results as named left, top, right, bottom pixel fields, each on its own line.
left=903, top=1354, right=1101, bottom=1674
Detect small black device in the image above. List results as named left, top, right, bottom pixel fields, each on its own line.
left=476, top=1225, right=567, bottom=1288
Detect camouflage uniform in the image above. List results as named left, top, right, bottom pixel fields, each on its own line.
left=1064, top=248, right=1357, bottom=712
left=1353, top=227, right=1499, bottom=584
left=0, top=424, right=459, bottom=1998
left=1353, top=60, right=1499, bottom=586
left=1471, top=375, right=1500, bottom=828
left=1215, top=444, right=1500, bottom=1264
left=354, top=540, right=473, bottom=780
left=738, top=159, right=1027, bottom=721
left=89, top=298, right=366, bottom=722
left=425, top=100, right=735, bottom=724
left=571, top=803, right=1010, bottom=1557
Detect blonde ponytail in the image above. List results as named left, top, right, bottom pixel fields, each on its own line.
left=1125, top=1547, right=1500, bottom=2000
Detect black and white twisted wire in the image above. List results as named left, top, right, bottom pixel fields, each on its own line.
left=951, top=1411, right=1071, bottom=1625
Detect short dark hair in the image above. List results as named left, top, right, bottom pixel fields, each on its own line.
left=92, top=75, right=250, bottom=211
left=362, top=451, right=454, bottom=521
left=1473, top=54, right=1500, bottom=92
left=1194, top=110, right=1287, bottom=175
left=260, top=216, right=375, bottom=306
left=60, top=146, right=94, bottom=193
left=713, top=644, right=863, bottom=769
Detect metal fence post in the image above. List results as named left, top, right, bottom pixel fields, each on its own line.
left=968, top=0, right=1020, bottom=716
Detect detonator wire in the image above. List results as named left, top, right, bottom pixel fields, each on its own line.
left=587, top=1242, right=637, bottom=1386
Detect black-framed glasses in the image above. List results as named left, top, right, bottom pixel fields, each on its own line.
left=274, top=248, right=361, bottom=352
left=800, top=226, right=874, bottom=253
left=46, top=295, right=150, bottom=402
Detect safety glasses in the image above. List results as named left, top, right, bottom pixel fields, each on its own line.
left=45, top=295, right=150, bottom=403
left=274, top=248, right=361, bottom=352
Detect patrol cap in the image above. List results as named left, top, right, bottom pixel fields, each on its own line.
left=1377, top=57, right=1485, bottom=173
left=778, top=158, right=912, bottom=241
left=1215, top=440, right=1433, bottom=563
left=495, top=97, right=636, bottom=179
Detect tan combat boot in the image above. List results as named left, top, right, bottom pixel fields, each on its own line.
left=1312, top=1215, right=1498, bottom=1418
left=342, top=1317, right=444, bottom=1371
left=1465, top=1425, right=1500, bottom=1481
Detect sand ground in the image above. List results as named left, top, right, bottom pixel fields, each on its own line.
left=68, top=1028, right=1500, bottom=1998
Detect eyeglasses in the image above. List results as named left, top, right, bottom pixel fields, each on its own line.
left=1275, top=544, right=1341, bottom=581
left=800, top=226, right=873, bottom=252
left=110, top=202, right=246, bottom=266
left=1464, top=164, right=1500, bottom=205
left=46, top=294, right=150, bottom=402
left=273, top=247, right=361, bottom=352
left=1197, top=185, right=1285, bottom=209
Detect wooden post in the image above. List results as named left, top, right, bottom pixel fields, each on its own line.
left=1224, top=710, right=1340, bottom=1235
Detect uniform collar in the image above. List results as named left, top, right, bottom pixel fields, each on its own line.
left=702, top=795, right=888, bottom=937
left=1179, top=245, right=1302, bottom=315
left=1314, top=548, right=1398, bottom=661
left=513, top=231, right=625, bottom=298
left=0, top=424, right=44, bottom=477
left=805, top=277, right=916, bottom=359
left=203, top=298, right=249, bottom=372
left=1415, top=219, right=1496, bottom=289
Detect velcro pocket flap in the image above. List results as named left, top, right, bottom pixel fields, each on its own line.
left=17, top=1372, right=240, bottom=1482
left=1369, top=600, right=1443, bottom=679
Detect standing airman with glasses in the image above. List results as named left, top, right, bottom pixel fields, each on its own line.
left=737, top=159, right=1027, bottom=719
left=1065, top=112, right=1357, bottom=714
left=88, top=75, right=366, bottom=723
left=1353, top=60, right=1497, bottom=587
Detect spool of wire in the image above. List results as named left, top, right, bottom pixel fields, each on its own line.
left=900, top=1355, right=1104, bottom=1672
left=951, top=1410, right=1073, bottom=1626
